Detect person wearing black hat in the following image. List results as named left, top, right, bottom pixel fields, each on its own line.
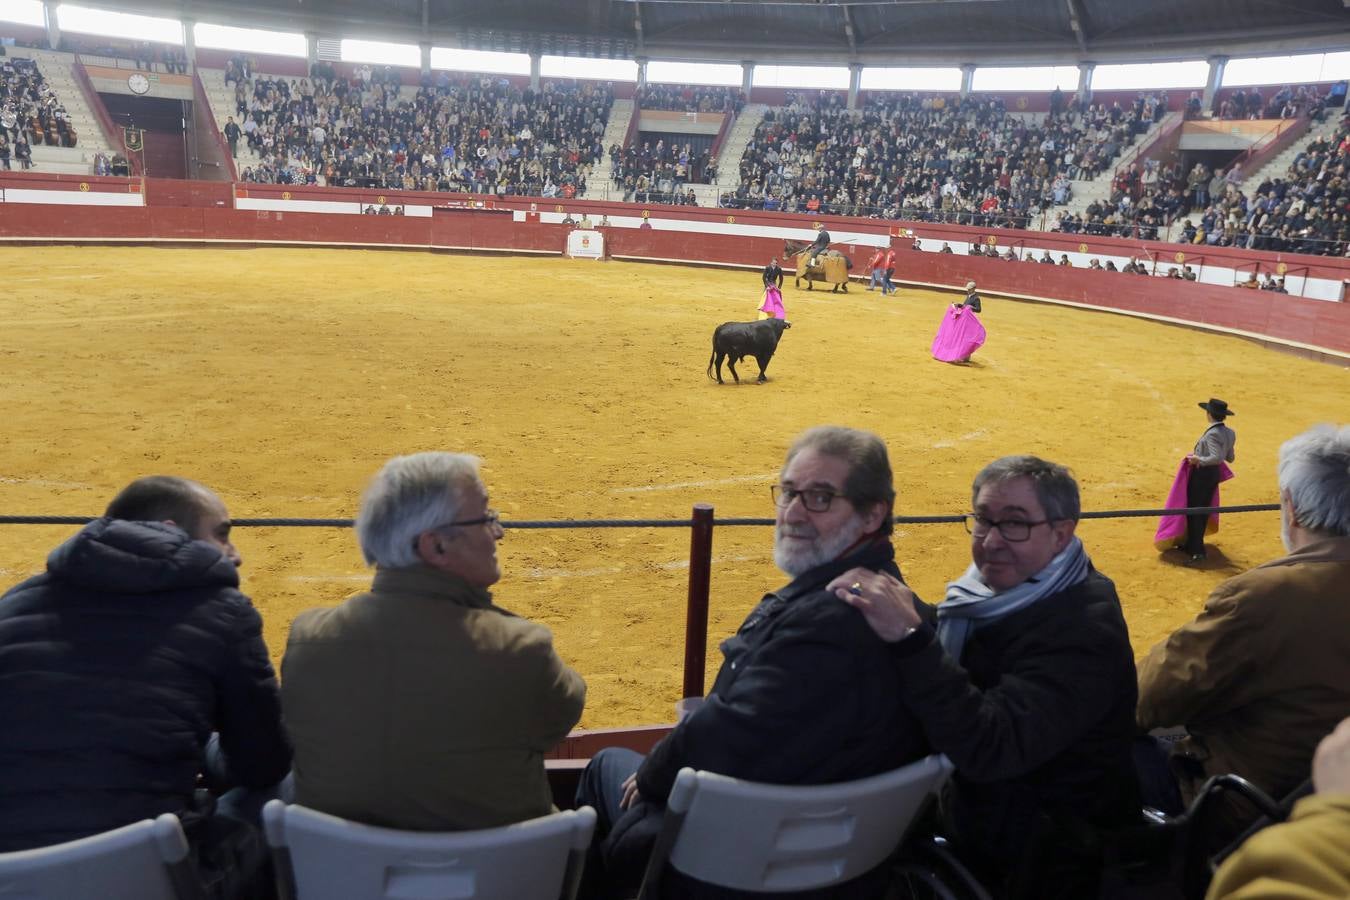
left=1184, top=398, right=1237, bottom=561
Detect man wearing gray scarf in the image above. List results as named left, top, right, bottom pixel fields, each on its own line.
left=831, top=455, right=1139, bottom=899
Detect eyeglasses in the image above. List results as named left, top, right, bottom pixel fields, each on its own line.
left=963, top=514, right=1053, bottom=543
left=440, top=508, right=500, bottom=529
left=771, top=485, right=848, bottom=513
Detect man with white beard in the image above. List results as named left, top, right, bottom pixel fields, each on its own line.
left=1136, top=423, right=1350, bottom=840
left=574, top=425, right=934, bottom=900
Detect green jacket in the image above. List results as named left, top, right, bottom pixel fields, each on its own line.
left=282, top=565, right=585, bottom=830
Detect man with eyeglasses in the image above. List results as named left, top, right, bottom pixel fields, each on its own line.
left=575, top=426, right=933, bottom=899
left=280, top=451, right=585, bottom=831
left=833, top=455, right=1138, bottom=898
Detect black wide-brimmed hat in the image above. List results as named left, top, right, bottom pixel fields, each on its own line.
left=1199, top=398, right=1235, bottom=418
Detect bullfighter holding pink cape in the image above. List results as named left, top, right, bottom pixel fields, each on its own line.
left=1155, top=399, right=1238, bottom=559
left=758, top=283, right=786, bottom=320
left=1154, top=458, right=1235, bottom=552
left=932, top=280, right=986, bottom=363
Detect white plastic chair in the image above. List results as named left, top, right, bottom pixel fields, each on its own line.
left=0, top=813, right=203, bottom=900
left=262, top=801, right=596, bottom=900
left=636, top=754, right=954, bottom=898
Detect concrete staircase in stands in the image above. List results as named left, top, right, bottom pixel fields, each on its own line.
left=1032, top=111, right=1181, bottom=230
left=1236, top=114, right=1345, bottom=197
left=5, top=48, right=115, bottom=175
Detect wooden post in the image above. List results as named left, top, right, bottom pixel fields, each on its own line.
left=682, top=504, right=714, bottom=700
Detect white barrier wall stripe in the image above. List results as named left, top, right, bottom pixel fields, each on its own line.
left=1, top=189, right=144, bottom=207
left=235, top=198, right=434, bottom=217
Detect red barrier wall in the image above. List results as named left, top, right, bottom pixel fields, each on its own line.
left=3, top=181, right=1347, bottom=359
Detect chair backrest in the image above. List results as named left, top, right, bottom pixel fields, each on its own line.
left=641, top=754, right=953, bottom=896
left=0, top=813, right=201, bottom=900
left=261, top=801, right=596, bottom=900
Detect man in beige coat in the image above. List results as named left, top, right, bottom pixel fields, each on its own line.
left=1137, top=423, right=1350, bottom=836
left=282, top=451, right=586, bottom=830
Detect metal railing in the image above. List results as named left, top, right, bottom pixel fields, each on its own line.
left=0, top=500, right=1279, bottom=701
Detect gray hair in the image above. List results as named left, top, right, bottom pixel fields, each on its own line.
left=784, top=426, right=896, bottom=535
left=972, top=455, right=1080, bottom=522
left=355, top=452, right=483, bottom=567
left=1278, top=424, right=1350, bottom=537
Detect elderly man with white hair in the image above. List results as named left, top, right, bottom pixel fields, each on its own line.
left=1136, top=423, right=1350, bottom=839
left=281, top=451, right=586, bottom=831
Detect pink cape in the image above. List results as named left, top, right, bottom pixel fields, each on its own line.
left=1154, top=458, right=1235, bottom=551
left=758, top=284, right=786, bottom=320
left=931, top=305, right=986, bottom=362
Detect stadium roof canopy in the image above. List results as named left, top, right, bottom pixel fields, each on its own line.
left=78, top=0, right=1350, bottom=66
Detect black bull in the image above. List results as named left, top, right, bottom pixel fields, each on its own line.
left=707, top=318, right=791, bottom=384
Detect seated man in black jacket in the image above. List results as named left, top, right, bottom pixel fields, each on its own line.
left=833, top=456, right=1139, bottom=899
left=576, top=426, right=933, bottom=899
left=0, top=476, right=291, bottom=898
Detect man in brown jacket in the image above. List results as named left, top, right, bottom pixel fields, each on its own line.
left=1137, top=423, right=1350, bottom=836
left=281, top=451, right=586, bottom=830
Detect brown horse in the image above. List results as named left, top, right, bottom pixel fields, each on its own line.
left=784, top=241, right=851, bottom=293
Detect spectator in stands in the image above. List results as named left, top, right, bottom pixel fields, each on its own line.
left=1137, top=423, right=1350, bottom=836
left=282, top=452, right=585, bottom=831
left=0, top=135, right=9, bottom=170
left=728, top=91, right=1147, bottom=224
left=235, top=68, right=610, bottom=199
left=0, top=476, right=290, bottom=897
left=223, top=116, right=241, bottom=158
left=1, top=57, right=76, bottom=151
left=836, top=455, right=1139, bottom=897
left=1207, top=715, right=1350, bottom=900
left=576, top=426, right=933, bottom=899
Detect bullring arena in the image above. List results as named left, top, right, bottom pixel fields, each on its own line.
left=1, top=243, right=1344, bottom=729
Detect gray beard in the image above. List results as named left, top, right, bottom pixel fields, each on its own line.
left=774, top=514, right=868, bottom=578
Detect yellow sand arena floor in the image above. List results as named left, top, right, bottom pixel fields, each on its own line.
left=0, top=246, right=1345, bottom=729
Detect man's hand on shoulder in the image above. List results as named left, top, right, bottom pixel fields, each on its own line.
left=828, top=567, right=922, bottom=642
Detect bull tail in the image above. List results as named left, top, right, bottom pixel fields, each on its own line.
left=707, top=347, right=717, bottom=382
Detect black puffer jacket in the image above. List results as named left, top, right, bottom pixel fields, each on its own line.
left=0, top=518, right=291, bottom=851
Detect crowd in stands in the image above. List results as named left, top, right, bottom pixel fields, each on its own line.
left=607, top=138, right=715, bottom=204
left=2, top=420, right=1348, bottom=899
left=923, top=235, right=1295, bottom=288
left=634, top=83, right=744, bottom=114
left=0, top=56, right=74, bottom=165
left=719, top=89, right=1162, bottom=226
left=1052, top=106, right=1348, bottom=257
left=1212, top=83, right=1332, bottom=120
left=236, top=63, right=611, bottom=197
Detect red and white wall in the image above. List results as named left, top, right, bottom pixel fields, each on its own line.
left=2, top=173, right=1347, bottom=360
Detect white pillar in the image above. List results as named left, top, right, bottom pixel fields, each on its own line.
left=637, top=58, right=648, bottom=89
left=959, top=64, right=975, bottom=98
left=420, top=42, right=432, bottom=78
left=182, top=18, right=196, bottom=71
left=741, top=61, right=753, bottom=98
left=847, top=63, right=862, bottom=110
left=1076, top=62, right=1094, bottom=105
left=43, top=1, right=60, bottom=50
left=1203, top=56, right=1227, bottom=114
left=529, top=52, right=541, bottom=91
left=305, top=32, right=319, bottom=73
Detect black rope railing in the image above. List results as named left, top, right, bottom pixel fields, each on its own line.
left=0, top=504, right=1279, bottom=529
